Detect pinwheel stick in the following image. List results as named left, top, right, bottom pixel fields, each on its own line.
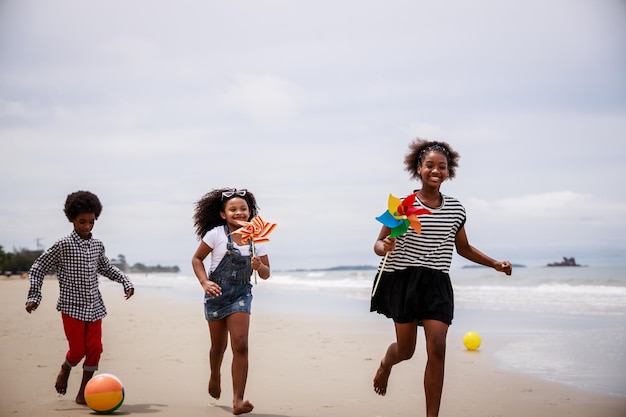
left=251, top=242, right=257, bottom=284
left=371, top=252, right=389, bottom=297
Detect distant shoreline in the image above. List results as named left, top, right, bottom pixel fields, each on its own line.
left=279, top=265, right=377, bottom=272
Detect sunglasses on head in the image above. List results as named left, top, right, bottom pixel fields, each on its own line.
left=221, top=189, right=247, bottom=200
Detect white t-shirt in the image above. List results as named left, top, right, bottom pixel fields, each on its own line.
left=202, top=226, right=269, bottom=273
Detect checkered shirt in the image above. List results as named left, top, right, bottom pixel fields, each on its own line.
left=26, top=230, right=134, bottom=322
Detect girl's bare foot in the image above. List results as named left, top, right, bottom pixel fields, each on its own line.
left=55, top=362, right=71, bottom=395
left=373, top=361, right=391, bottom=396
left=208, top=373, right=221, bottom=399
left=233, top=399, right=254, bottom=415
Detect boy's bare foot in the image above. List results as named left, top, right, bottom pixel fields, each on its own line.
left=55, top=362, right=71, bottom=395
left=233, top=399, right=254, bottom=415
left=373, top=361, right=391, bottom=396
left=208, top=373, right=221, bottom=399
left=76, top=370, right=94, bottom=405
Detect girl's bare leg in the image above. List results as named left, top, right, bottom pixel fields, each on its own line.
left=208, top=320, right=229, bottom=399
left=226, top=312, right=254, bottom=415
left=422, top=319, right=448, bottom=417
left=373, top=321, right=418, bottom=395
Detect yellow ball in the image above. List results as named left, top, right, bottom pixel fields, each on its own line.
left=463, top=331, right=482, bottom=351
left=84, top=373, right=125, bottom=414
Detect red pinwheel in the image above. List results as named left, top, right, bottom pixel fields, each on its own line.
left=232, top=216, right=277, bottom=283
left=372, top=193, right=431, bottom=296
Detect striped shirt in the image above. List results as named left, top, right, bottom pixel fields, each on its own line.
left=26, top=230, right=134, bottom=322
left=381, top=193, right=466, bottom=273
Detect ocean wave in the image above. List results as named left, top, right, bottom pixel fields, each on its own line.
left=116, top=268, right=626, bottom=316
left=455, top=284, right=626, bottom=315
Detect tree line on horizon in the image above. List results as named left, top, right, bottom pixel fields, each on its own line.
left=0, top=246, right=179, bottom=275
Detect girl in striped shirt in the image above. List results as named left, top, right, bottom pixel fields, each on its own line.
left=371, top=139, right=512, bottom=417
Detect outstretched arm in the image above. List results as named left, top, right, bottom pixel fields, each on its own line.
left=25, top=242, right=61, bottom=313
left=455, top=226, right=512, bottom=275
left=97, top=248, right=134, bottom=297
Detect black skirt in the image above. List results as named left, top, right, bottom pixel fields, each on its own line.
left=370, top=266, right=454, bottom=325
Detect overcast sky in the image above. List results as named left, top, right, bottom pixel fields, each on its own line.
left=1, top=0, right=624, bottom=272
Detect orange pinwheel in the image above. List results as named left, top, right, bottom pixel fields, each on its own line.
left=231, top=216, right=277, bottom=283
left=232, top=216, right=277, bottom=244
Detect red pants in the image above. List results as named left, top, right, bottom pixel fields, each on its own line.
left=61, top=313, right=103, bottom=372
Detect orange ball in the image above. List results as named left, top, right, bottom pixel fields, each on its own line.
left=84, top=373, right=125, bottom=414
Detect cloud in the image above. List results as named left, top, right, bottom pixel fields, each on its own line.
left=0, top=0, right=624, bottom=270
left=221, top=74, right=301, bottom=125
left=0, top=99, right=29, bottom=119
left=466, top=192, right=592, bottom=222
left=462, top=191, right=626, bottom=263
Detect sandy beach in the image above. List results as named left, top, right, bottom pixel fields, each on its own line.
left=1, top=275, right=625, bottom=417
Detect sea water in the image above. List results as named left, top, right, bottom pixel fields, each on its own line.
left=111, top=265, right=626, bottom=397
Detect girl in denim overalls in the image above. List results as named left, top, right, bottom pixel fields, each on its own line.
left=192, top=188, right=271, bottom=416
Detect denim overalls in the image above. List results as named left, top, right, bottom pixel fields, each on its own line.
left=204, top=225, right=254, bottom=321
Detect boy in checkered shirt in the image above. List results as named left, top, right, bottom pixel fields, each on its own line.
left=25, top=190, right=134, bottom=405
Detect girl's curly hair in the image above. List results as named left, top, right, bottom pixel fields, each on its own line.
left=193, top=188, right=259, bottom=239
left=404, top=138, right=460, bottom=181
left=64, top=191, right=103, bottom=221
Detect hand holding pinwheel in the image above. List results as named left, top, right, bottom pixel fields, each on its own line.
left=231, top=216, right=277, bottom=283
left=372, top=193, right=431, bottom=297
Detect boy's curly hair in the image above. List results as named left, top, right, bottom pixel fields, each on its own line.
left=404, top=138, right=460, bottom=181
left=193, top=188, right=259, bottom=239
left=64, top=191, right=103, bottom=221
